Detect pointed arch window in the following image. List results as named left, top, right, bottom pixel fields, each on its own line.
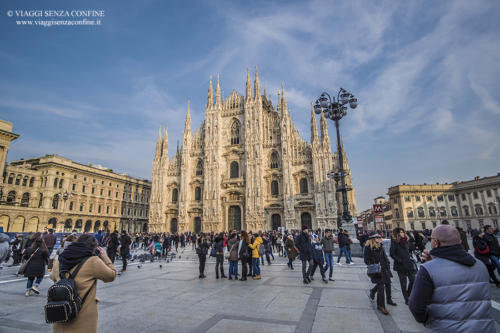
left=231, top=121, right=240, bottom=145
left=196, top=160, right=203, bottom=176
left=271, top=180, right=279, bottom=197
left=270, top=152, right=279, bottom=169
left=300, top=178, right=308, bottom=194
left=172, top=188, right=178, bottom=203
left=230, top=161, right=239, bottom=178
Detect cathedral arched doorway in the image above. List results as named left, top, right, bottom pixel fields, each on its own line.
left=271, top=214, right=281, bottom=230
left=301, top=212, right=312, bottom=230
left=170, top=218, right=178, bottom=233
left=228, top=206, right=241, bottom=231
left=194, top=217, right=201, bottom=234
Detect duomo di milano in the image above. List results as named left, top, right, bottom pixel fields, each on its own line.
left=149, top=69, right=357, bottom=233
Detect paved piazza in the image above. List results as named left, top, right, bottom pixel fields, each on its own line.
left=1, top=247, right=500, bottom=333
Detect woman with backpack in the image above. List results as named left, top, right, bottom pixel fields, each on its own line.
left=50, top=234, right=116, bottom=333
left=472, top=230, right=500, bottom=287
left=22, top=233, right=49, bottom=296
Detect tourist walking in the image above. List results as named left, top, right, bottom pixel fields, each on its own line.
left=310, top=234, right=328, bottom=283
left=196, top=236, right=210, bottom=278
left=227, top=233, right=239, bottom=280
left=22, top=233, right=49, bottom=296
left=284, top=234, right=297, bottom=269
left=409, top=225, right=495, bottom=332
left=119, top=230, right=131, bottom=272
left=106, top=231, right=119, bottom=263
left=472, top=230, right=500, bottom=287
left=296, top=225, right=313, bottom=284
left=389, top=228, right=416, bottom=305
left=214, top=233, right=226, bottom=279
left=249, top=231, right=263, bottom=280
left=238, top=231, right=250, bottom=281
left=321, top=229, right=335, bottom=281
left=364, top=233, right=395, bottom=315
left=483, top=225, right=500, bottom=276
left=50, top=234, right=116, bottom=333
left=43, top=229, right=57, bottom=255
left=336, top=229, right=351, bottom=265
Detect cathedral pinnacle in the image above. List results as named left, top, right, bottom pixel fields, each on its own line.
left=215, top=74, right=221, bottom=106
left=281, top=83, right=288, bottom=116
left=320, top=109, right=330, bottom=146
left=207, top=76, right=213, bottom=107
left=254, top=66, right=260, bottom=99
left=155, top=126, right=162, bottom=158
left=246, top=68, right=252, bottom=99
left=311, top=103, right=319, bottom=143
left=184, top=101, right=191, bottom=134
left=161, top=125, right=168, bottom=160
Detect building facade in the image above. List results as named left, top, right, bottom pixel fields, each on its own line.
left=149, top=69, right=357, bottom=233
left=388, top=174, right=500, bottom=231
left=0, top=123, right=151, bottom=233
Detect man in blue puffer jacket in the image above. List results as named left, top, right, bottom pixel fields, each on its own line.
left=409, top=225, right=495, bottom=333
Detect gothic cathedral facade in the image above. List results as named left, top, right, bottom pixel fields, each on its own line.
left=149, top=69, right=357, bottom=233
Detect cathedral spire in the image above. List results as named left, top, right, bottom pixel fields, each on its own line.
left=320, top=109, right=330, bottom=147
left=184, top=100, right=191, bottom=134
left=162, top=125, right=168, bottom=159
left=311, top=103, right=319, bottom=144
left=254, top=66, right=260, bottom=99
left=245, top=68, right=252, bottom=100
left=207, top=76, right=213, bottom=107
left=215, top=74, right=221, bottom=106
left=155, top=126, right=162, bottom=158
left=277, top=89, right=282, bottom=115
left=281, top=83, right=288, bottom=116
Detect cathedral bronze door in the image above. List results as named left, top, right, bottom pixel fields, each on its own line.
left=194, top=217, right=201, bottom=233
left=170, top=218, right=178, bottom=233
left=271, top=214, right=281, bottom=230
left=228, top=206, right=241, bottom=231
left=301, top=212, right=312, bottom=230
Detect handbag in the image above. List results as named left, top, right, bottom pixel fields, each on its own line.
left=225, top=244, right=236, bottom=260
left=366, top=263, right=381, bottom=278
left=18, top=248, right=39, bottom=275
left=209, top=246, right=216, bottom=257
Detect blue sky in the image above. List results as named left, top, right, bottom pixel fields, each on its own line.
left=1, top=0, right=499, bottom=211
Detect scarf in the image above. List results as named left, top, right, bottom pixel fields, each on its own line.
left=59, top=242, right=93, bottom=273
left=400, top=236, right=408, bottom=248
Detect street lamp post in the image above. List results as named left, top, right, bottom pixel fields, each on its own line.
left=56, top=191, right=71, bottom=232
left=315, top=88, right=357, bottom=229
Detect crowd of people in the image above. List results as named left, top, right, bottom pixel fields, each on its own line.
left=0, top=220, right=499, bottom=332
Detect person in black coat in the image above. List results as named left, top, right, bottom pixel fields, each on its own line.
left=364, top=233, right=395, bottom=315
left=196, top=236, right=210, bottom=278
left=239, top=231, right=250, bottom=281
left=106, top=231, right=119, bottom=263
left=213, top=233, right=226, bottom=279
left=472, top=230, right=500, bottom=287
left=119, top=230, right=131, bottom=272
left=23, top=233, right=49, bottom=296
left=390, top=228, right=416, bottom=304
left=295, top=225, right=313, bottom=284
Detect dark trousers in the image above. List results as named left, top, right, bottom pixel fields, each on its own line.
left=199, top=257, right=206, bottom=276
left=240, top=259, right=248, bottom=279
left=310, top=261, right=326, bottom=278
left=121, top=251, right=128, bottom=270
left=288, top=258, right=294, bottom=269
left=371, top=283, right=392, bottom=308
left=397, top=271, right=415, bottom=302
left=215, top=254, right=224, bottom=277
left=301, top=259, right=313, bottom=279
left=247, top=257, right=253, bottom=276
left=487, top=264, right=500, bottom=284
left=107, top=249, right=116, bottom=263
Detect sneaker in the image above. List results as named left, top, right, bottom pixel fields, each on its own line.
left=349, top=262, right=355, bottom=265
left=329, top=278, right=335, bottom=281
left=322, top=278, right=328, bottom=283
left=31, top=286, right=40, bottom=295
left=337, top=263, right=342, bottom=266
left=25, top=290, right=31, bottom=297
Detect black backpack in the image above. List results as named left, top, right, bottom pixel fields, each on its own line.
left=44, top=257, right=96, bottom=323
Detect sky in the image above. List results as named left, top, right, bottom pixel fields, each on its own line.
left=1, top=0, right=499, bottom=212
